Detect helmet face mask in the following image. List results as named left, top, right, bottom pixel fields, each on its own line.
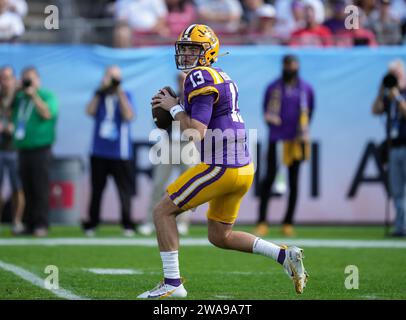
left=175, top=42, right=206, bottom=70
left=175, top=24, right=219, bottom=71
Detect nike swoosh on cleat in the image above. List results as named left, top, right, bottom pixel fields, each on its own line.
left=146, top=291, right=175, bottom=299
left=159, top=288, right=177, bottom=299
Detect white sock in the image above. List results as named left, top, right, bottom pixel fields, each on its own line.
left=160, top=251, right=180, bottom=279
left=252, top=238, right=283, bottom=262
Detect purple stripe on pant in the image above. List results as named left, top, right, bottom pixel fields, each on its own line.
left=169, top=164, right=215, bottom=202
left=177, top=166, right=227, bottom=208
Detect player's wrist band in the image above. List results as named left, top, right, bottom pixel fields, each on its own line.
left=170, top=104, right=184, bottom=119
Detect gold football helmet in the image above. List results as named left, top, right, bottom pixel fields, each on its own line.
left=175, top=24, right=220, bottom=70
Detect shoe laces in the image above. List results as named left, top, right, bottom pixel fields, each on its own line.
left=151, top=280, right=165, bottom=292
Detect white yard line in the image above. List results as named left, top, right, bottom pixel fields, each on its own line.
left=85, top=268, right=144, bottom=275
left=0, top=238, right=405, bottom=248
left=0, top=260, right=88, bottom=300
left=83, top=268, right=258, bottom=276
left=213, top=271, right=272, bottom=275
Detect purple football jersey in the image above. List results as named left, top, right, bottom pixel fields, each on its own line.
left=263, top=78, right=315, bottom=142
left=183, top=66, right=250, bottom=167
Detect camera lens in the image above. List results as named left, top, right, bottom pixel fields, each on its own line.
left=111, top=78, right=121, bottom=87
left=22, top=79, right=32, bottom=88
left=383, top=73, right=398, bottom=89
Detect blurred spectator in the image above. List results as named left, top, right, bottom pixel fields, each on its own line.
left=323, top=0, right=348, bottom=34
left=194, top=0, right=243, bottom=33
left=390, top=0, right=406, bottom=20
left=255, top=55, right=315, bottom=237
left=305, top=0, right=326, bottom=23
left=390, top=0, right=406, bottom=42
left=83, top=66, right=136, bottom=237
left=165, top=0, right=197, bottom=37
left=113, top=21, right=133, bottom=48
left=0, top=0, right=25, bottom=42
left=274, top=0, right=324, bottom=42
left=242, top=1, right=278, bottom=44
left=7, top=0, right=27, bottom=17
left=357, top=0, right=378, bottom=24
left=114, top=0, right=168, bottom=32
left=254, top=4, right=277, bottom=37
left=241, top=0, right=266, bottom=25
left=289, top=1, right=333, bottom=46
left=12, top=67, right=58, bottom=237
left=334, top=10, right=378, bottom=46
left=113, top=0, right=168, bottom=47
left=0, top=66, right=24, bottom=235
left=367, top=0, right=401, bottom=45
left=274, top=0, right=306, bottom=41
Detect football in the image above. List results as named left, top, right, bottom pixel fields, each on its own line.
left=152, top=86, right=177, bottom=130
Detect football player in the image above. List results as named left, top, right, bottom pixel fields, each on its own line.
left=138, top=24, right=308, bottom=299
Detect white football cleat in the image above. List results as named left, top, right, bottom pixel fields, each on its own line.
left=137, top=280, right=187, bottom=299
left=137, top=223, right=154, bottom=236
left=177, top=222, right=189, bottom=236
left=282, top=246, right=308, bottom=294
left=12, top=223, right=25, bottom=235
left=123, top=229, right=135, bottom=237
left=84, top=229, right=96, bottom=237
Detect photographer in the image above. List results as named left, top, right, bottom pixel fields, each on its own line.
left=83, top=65, right=136, bottom=237
left=0, top=66, right=25, bottom=235
left=372, top=59, right=406, bottom=237
left=12, top=66, right=58, bottom=237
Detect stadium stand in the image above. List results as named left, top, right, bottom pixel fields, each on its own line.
left=8, top=0, right=405, bottom=47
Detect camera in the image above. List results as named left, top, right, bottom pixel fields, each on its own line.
left=110, top=77, right=121, bottom=88
left=95, top=77, right=121, bottom=96
left=22, top=78, right=32, bottom=89
left=382, top=73, right=398, bottom=89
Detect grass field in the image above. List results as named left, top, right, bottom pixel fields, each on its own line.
left=0, top=225, right=406, bottom=300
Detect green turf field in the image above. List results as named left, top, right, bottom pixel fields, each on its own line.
left=0, top=225, right=405, bottom=300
